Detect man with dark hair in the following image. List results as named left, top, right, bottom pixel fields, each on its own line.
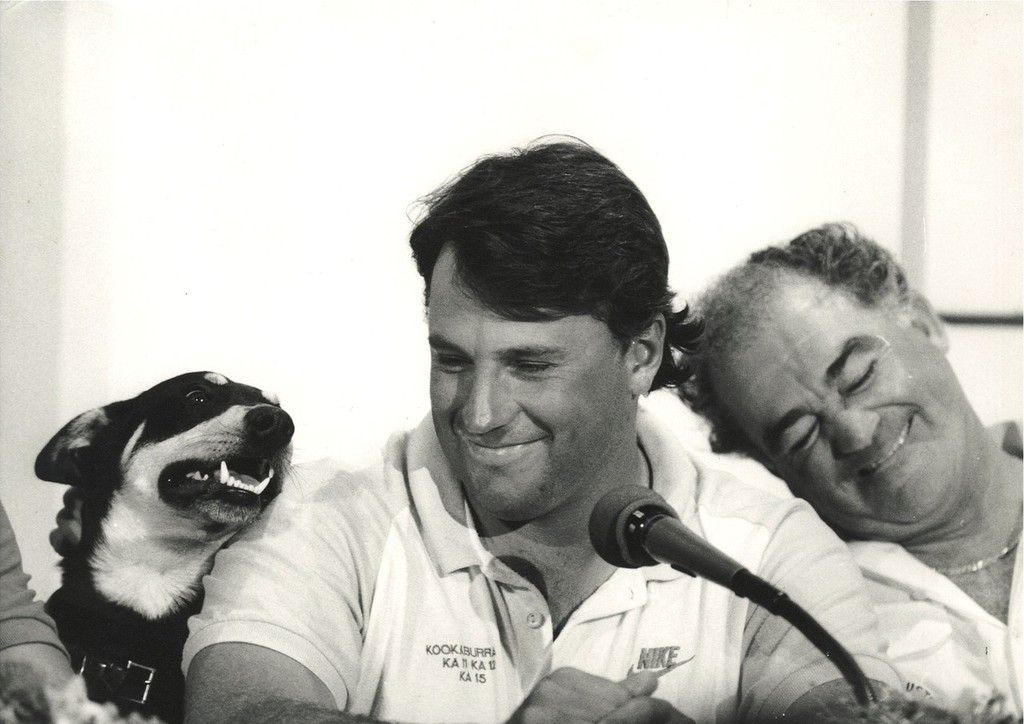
left=682, top=222, right=1022, bottom=713
left=182, top=145, right=898, bottom=723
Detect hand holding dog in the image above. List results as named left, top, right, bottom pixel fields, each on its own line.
left=49, top=487, right=83, bottom=557
left=506, top=667, right=693, bottom=724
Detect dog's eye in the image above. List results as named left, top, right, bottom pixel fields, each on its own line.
left=185, top=389, right=208, bottom=404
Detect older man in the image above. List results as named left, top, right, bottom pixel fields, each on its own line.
left=182, top=146, right=897, bottom=723
left=683, top=222, right=1022, bottom=713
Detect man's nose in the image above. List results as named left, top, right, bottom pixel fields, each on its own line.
left=459, top=371, right=514, bottom=435
left=827, top=407, right=881, bottom=457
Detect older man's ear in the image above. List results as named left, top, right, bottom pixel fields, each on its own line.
left=899, top=290, right=949, bottom=353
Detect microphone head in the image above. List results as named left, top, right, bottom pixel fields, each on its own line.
left=589, top=485, right=678, bottom=568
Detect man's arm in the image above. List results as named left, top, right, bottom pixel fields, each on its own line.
left=186, top=647, right=692, bottom=724
left=1, top=500, right=73, bottom=685
left=185, top=643, right=353, bottom=724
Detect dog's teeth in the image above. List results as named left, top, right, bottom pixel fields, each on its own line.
left=212, top=460, right=271, bottom=495
left=251, top=467, right=275, bottom=495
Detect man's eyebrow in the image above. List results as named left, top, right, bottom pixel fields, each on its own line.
left=502, top=345, right=566, bottom=359
left=825, top=336, right=878, bottom=383
left=427, top=334, right=460, bottom=351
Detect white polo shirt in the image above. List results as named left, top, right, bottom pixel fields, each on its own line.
left=183, top=409, right=897, bottom=723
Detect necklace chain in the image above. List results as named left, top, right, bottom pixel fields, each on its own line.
left=934, top=530, right=1022, bottom=576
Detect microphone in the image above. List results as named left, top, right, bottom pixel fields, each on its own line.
left=589, top=485, right=877, bottom=706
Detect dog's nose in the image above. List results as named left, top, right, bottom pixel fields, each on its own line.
left=245, top=405, right=295, bottom=448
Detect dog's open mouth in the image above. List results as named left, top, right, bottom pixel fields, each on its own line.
left=163, top=458, right=276, bottom=498
left=191, top=460, right=274, bottom=495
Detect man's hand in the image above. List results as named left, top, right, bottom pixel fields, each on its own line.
left=507, top=667, right=693, bottom=724
left=49, top=487, right=82, bottom=557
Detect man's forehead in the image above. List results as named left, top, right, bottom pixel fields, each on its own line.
left=426, top=245, right=492, bottom=314
left=757, top=276, right=891, bottom=348
left=768, top=274, right=852, bottom=317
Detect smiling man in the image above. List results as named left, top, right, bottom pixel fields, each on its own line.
left=683, top=222, right=1022, bottom=713
left=181, top=143, right=897, bottom=723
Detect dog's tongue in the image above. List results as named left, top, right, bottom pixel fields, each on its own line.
left=219, top=461, right=272, bottom=495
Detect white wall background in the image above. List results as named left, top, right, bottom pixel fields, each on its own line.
left=1, top=0, right=1020, bottom=599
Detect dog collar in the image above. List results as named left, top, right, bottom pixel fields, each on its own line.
left=77, top=654, right=157, bottom=706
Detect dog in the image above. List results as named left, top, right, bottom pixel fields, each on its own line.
left=35, top=371, right=294, bottom=724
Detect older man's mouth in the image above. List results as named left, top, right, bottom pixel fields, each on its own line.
left=858, top=415, right=913, bottom=477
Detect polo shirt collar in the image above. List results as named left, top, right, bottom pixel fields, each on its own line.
left=620, top=409, right=701, bottom=587
left=850, top=539, right=1017, bottom=626
left=405, top=415, right=485, bottom=577
left=637, top=405, right=698, bottom=522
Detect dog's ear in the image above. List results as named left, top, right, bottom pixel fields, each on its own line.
left=35, top=407, right=112, bottom=487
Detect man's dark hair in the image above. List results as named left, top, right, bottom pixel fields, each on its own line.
left=681, top=222, right=909, bottom=460
left=409, top=137, right=701, bottom=390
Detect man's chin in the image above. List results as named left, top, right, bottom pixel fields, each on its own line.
left=461, top=475, right=552, bottom=525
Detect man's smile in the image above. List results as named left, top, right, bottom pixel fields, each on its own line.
left=858, top=413, right=913, bottom=478
left=461, top=434, right=549, bottom=462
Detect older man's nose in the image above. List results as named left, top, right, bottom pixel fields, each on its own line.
left=828, top=408, right=881, bottom=458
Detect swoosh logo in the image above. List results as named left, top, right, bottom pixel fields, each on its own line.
left=626, top=654, right=694, bottom=678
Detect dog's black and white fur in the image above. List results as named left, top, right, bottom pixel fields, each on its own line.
left=35, top=371, right=294, bottom=724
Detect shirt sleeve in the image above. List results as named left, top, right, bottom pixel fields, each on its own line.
left=0, top=500, right=70, bottom=661
left=181, top=459, right=392, bottom=709
left=736, top=499, right=901, bottom=721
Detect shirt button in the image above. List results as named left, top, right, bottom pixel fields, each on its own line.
left=526, top=612, right=545, bottom=628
